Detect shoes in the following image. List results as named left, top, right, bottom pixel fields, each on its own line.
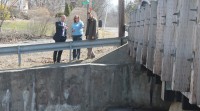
left=91, top=55, right=95, bottom=59
left=86, top=56, right=91, bottom=59
left=86, top=55, right=95, bottom=59
left=53, top=61, right=60, bottom=64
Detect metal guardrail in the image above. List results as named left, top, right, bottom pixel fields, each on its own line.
left=0, top=37, right=126, bottom=66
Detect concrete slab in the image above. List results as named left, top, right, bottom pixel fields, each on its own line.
left=93, top=44, right=133, bottom=64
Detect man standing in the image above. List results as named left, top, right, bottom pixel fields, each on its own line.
left=53, top=15, right=67, bottom=63
left=85, top=12, right=97, bottom=59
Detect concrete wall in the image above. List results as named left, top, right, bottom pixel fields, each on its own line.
left=169, top=102, right=196, bottom=111
left=93, top=44, right=133, bottom=64
left=0, top=63, right=170, bottom=111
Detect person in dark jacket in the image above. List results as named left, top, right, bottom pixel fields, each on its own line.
left=53, top=15, right=67, bottom=63
left=85, top=12, right=97, bottom=59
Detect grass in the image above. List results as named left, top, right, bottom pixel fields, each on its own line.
left=2, top=20, right=54, bottom=36
left=1, top=20, right=116, bottom=38
left=2, top=20, right=29, bottom=31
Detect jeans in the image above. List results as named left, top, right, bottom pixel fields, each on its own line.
left=72, top=35, right=82, bottom=60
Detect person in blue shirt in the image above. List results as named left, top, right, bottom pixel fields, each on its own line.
left=71, top=15, right=84, bottom=60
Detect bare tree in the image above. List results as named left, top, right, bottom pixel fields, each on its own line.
left=46, top=0, right=65, bottom=14
left=68, top=0, right=110, bottom=20
left=106, top=8, right=118, bottom=27
left=28, top=0, right=66, bottom=14
left=78, top=0, right=111, bottom=20
left=0, top=0, right=9, bottom=32
left=27, top=0, right=111, bottom=18
left=92, top=0, right=110, bottom=20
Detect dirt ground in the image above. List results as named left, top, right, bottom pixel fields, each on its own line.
left=0, top=28, right=119, bottom=70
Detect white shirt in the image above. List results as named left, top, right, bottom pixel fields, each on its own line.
left=62, top=22, right=66, bottom=36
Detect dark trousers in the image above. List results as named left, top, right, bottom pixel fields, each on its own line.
left=53, top=37, right=66, bottom=63
left=53, top=50, right=63, bottom=63
left=72, top=35, right=82, bottom=60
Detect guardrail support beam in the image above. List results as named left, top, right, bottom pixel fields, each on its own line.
left=18, top=46, right=21, bottom=66
left=69, top=42, right=72, bottom=63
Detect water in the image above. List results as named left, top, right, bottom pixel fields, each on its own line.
left=107, top=108, right=166, bottom=111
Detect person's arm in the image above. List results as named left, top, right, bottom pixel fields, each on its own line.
left=72, top=24, right=75, bottom=33
left=80, top=21, right=84, bottom=29
left=85, top=20, right=89, bottom=36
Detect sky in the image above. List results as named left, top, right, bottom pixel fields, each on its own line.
left=110, top=0, right=135, bottom=6
left=110, top=0, right=118, bottom=6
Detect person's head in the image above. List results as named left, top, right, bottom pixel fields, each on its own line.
left=61, top=15, right=66, bottom=22
left=74, top=15, right=80, bottom=23
left=87, top=11, right=93, bottom=18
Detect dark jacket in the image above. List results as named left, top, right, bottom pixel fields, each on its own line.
left=53, top=21, right=67, bottom=42
left=85, top=17, right=97, bottom=40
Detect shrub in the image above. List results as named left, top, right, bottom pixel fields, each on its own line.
left=28, top=8, right=50, bottom=19
left=55, top=12, right=64, bottom=18
left=0, top=31, right=34, bottom=43
left=0, top=5, right=10, bottom=20
left=64, top=3, right=71, bottom=17
left=70, top=4, right=74, bottom=11
left=20, top=12, right=30, bottom=20
left=27, top=17, right=54, bottom=37
left=9, top=7, right=19, bottom=18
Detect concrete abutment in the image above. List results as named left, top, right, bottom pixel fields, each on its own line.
left=0, top=44, right=171, bottom=111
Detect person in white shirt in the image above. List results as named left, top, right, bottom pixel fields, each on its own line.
left=53, top=15, right=68, bottom=63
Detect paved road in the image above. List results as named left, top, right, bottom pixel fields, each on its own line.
left=0, top=27, right=126, bottom=47
left=103, top=27, right=128, bottom=37
left=104, top=27, right=118, bottom=36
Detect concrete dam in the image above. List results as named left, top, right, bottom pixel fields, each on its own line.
left=0, top=44, right=170, bottom=111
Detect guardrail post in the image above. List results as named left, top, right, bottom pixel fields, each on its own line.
left=69, top=42, right=72, bottom=63
left=17, top=46, right=21, bottom=66
left=121, top=37, right=127, bottom=45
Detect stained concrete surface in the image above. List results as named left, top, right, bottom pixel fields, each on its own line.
left=0, top=63, right=169, bottom=111
left=0, top=44, right=170, bottom=111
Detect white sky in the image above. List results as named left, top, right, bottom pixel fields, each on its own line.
left=110, top=0, right=118, bottom=6
left=110, top=0, right=135, bottom=6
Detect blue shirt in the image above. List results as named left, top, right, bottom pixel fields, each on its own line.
left=71, top=21, right=84, bottom=36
